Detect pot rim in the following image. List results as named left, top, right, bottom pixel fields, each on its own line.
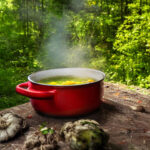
left=28, top=67, right=105, bottom=87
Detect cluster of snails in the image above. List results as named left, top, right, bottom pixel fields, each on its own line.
left=24, top=119, right=109, bottom=150
left=0, top=113, right=109, bottom=150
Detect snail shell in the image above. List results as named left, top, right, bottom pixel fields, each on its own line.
left=0, top=112, right=27, bottom=142
left=130, top=105, right=144, bottom=112
left=60, top=119, right=109, bottom=150
left=60, top=119, right=101, bottom=141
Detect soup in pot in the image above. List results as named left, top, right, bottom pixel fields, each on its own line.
left=38, top=76, right=96, bottom=85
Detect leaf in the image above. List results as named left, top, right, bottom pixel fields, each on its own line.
left=49, top=128, right=54, bottom=134
left=40, top=122, right=47, bottom=129
left=137, top=100, right=142, bottom=104
left=41, top=122, right=47, bottom=127
left=113, top=92, right=120, bottom=96
left=122, top=96, right=127, bottom=99
left=42, top=130, right=49, bottom=135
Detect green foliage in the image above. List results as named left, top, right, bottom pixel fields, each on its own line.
left=0, top=95, right=28, bottom=111
left=108, top=3, right=150, bottom=87
left=40, top=122, right=54, bottom=135
left=67, top=0, right=125, bottom=71
left=0, top=0, right=45, bottom=110
left=0, top=68, right=17, bottom=96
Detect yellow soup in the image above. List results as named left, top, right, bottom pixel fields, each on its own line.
left=38, top=76, right=96, bottom=86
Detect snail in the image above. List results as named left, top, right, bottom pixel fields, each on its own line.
left=24, top=119, right=109, bottom=150
left=130, top=105, right=145, bottom=112
left=24, top=130, right=59, bottom=150
left=0, top=112, right=27, bottom=142
left=60, top=119, right=109, bottom=150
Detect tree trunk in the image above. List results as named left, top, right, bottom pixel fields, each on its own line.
left=124, top=0, right=128, bottom=15
left=106, top=0, right=110, bottom=15
left=139, top=0, right=142, bottom=15
left=26, top=0, right=29, bottom=38
left=121, top=0, right=124, bottom=22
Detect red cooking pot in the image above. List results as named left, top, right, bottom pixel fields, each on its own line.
left=16, top=68, right=105, bottom=116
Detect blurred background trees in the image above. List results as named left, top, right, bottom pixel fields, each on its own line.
left=0, top=0, right=150, bottom=109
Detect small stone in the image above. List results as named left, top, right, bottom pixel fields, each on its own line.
left=130, top=105, right=144, bottom=112
left=146, top=130, right=150, bottom=134
left=27, top=115, right=32, bottom=119
left=143, top=139, right=146, bottom=144
left=145, top=130, right=150, bottom=136
left=104, top=85, right=109, bottom=88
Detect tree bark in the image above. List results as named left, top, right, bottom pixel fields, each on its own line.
left=139, top=0, right=142, bottom=15
left=124, top=0, right=128, bottom=15
left=121, top=0, right=124, bottom=22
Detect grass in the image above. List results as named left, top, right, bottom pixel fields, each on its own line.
left=0, top=93, right=29, bottom=111
left=0, top=67, right=35, bottom=110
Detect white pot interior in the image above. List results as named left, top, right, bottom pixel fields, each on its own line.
left=28, top=68, right=105, bottom=83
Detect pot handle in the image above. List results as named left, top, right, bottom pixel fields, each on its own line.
left=16, top=82, right=56, bottom=99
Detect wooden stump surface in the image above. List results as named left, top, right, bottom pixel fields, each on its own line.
left=0, top=82, right=150, bottom=150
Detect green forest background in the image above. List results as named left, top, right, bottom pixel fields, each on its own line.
left=0, top=0, right=150, bottom=110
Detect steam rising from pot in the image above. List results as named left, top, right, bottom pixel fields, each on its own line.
left=39, top=0, right=90, bottom=69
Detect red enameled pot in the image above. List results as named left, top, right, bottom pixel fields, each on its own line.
left=16, top=68, right=105, bottom=116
